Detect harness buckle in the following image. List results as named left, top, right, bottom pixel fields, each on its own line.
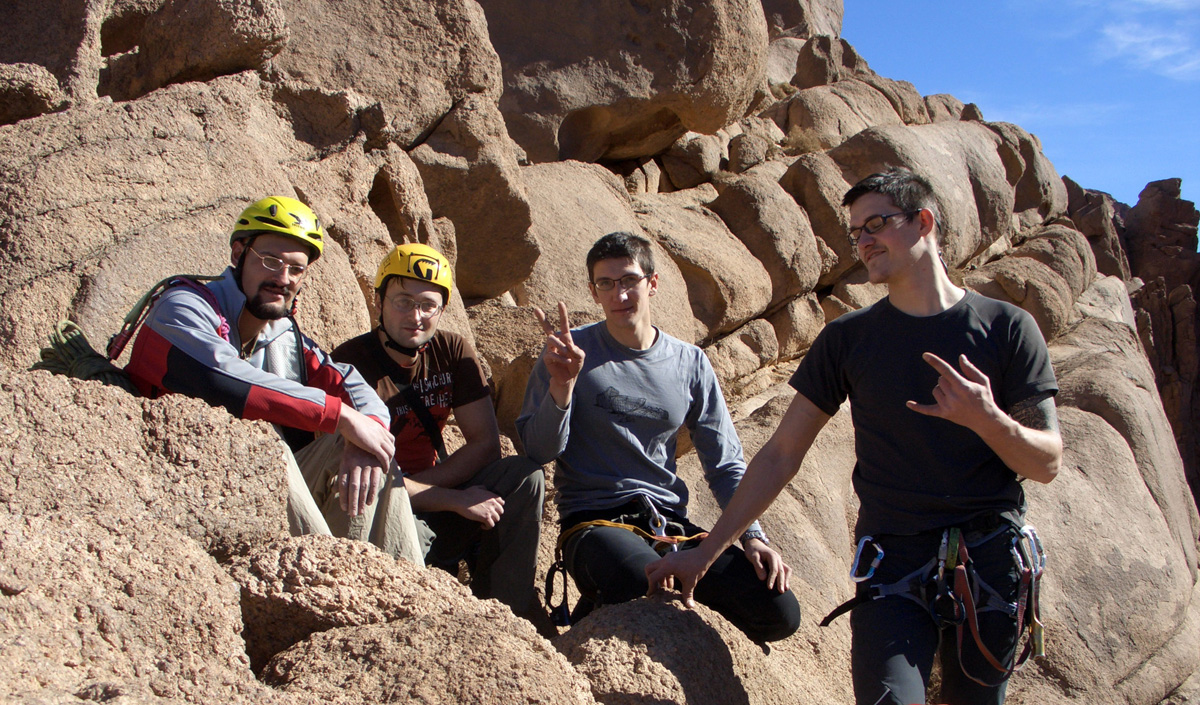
left=850, top=536, right=884, bottom=583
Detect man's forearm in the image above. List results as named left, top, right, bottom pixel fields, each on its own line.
left=402, top=438, right=500, bottom=490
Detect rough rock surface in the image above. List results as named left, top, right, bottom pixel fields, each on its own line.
left=0, top=62, right=68, bottom=125
left=554, top=595, right=799, bottom=705
left=227, top=535, right=474, bottom=672
left=264, top=603, right=596, bottom=704
left=0, top=511, right=286, bottom=704
left=0, top=369, right=289, bottom=559
left=479, top=0, right=769, bottom=163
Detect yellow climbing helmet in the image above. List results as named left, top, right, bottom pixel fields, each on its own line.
left=374, top=243, right=454, bottom=300
left=231, top=196, right=325, bottom=261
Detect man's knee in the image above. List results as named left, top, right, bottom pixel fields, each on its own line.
left=488, top=456, right=545, bottom=516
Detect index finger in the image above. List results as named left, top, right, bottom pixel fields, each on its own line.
left=533, top=307, right=555, bottom=336
left=557, top=302, right=572, bottom=342
left=922, top=352, right=964, bottom=382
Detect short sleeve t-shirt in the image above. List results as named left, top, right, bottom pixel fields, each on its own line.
left=789, top=291, right=1058, bottom=536
left=333, top=329, right=490, bottom=474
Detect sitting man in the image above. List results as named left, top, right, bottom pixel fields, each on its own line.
left=516, top=231, right=800, bottom=642
left=333, top=243, right=544, bottom=619
left=125, top=196, right=422, bottom=563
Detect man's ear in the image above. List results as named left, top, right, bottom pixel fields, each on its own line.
left=917, top=208, right=936, bottom=236
left=230, top=240, right=245, bottom=268
left=647, top=272, right=659, bottom=296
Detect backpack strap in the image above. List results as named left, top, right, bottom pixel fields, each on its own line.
left=397, top=382, right=448, bottom=464
left=106, top=274, right=227, bottom=360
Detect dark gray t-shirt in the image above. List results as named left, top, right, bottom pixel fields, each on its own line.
left=790, top=290, right=1058, bottom=536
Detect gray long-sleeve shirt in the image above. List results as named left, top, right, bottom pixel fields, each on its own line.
left=517, top=322, right=760, bottom=534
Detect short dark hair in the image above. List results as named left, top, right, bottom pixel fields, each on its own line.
left=842, top=167, right=945, bottom=243
left=586, top=231, right=655, bottom=282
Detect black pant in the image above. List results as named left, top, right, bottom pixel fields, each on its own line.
left=561, top=500, right=801, bottom=643
left=850, top=523, right=1024, bottom=705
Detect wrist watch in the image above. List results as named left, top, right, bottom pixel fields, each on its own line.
left=741, top=528, right=769, bottom=545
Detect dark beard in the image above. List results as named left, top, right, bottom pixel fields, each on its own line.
left=244, top=289, right=293, bottom=320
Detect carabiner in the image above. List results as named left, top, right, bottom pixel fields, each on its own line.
left=851, top=536, right=884, bottom=583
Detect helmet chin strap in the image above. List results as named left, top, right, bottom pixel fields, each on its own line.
left=378, top=319, right=428, bottom=358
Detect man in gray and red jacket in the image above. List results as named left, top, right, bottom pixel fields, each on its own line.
left=125, top=196, right=422, bottom=563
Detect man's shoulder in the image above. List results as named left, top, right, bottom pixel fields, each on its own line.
left=332, top=330, right=378, bottom=361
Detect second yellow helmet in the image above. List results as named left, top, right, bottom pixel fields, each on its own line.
left=374, top=243, right=454, bottom=300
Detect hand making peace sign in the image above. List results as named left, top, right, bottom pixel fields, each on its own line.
left=534, top=301, right=586, bottom=408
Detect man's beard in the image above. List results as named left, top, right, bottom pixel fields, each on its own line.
left=245, top=287, right=294, bottom=320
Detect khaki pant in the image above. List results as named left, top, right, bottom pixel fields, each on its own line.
left=282, top=433, right=423, bottom=566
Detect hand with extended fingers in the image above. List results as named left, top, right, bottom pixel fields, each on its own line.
left=906, top=352, right=1003, bottom=433
left=534, top=302, right=585, bottom=408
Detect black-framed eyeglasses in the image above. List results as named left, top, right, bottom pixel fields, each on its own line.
left=385, top=294, right=443, bottom=318
left=248, top=247, right=307, bottom=277
left=847, top=211, right=919, bottom=246
left=592, top=274, right=649, bottom=292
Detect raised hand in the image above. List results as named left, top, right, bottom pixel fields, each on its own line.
left=534, top=301, right=585, bottom=407
left=906, top=352, right=1002, bottom=433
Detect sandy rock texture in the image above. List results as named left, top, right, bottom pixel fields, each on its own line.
left=2, top=0, right=1199, bottom=703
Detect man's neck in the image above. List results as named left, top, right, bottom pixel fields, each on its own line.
left=605, top=318, right=657, bottom=350
left=237, top=312, right=267, bottom=354
left=377, top=328, right=418, bottom=368
left=886, top=265, right=965, bottom=317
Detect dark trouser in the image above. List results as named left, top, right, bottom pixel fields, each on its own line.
left=850, top=523, right=1023, bottom=705
left=561, top=499, right=801, bottom=643
left=419, top=456, right=545, bottom=618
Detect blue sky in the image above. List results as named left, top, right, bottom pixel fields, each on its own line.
left=841, top=0, right=1200, bottom=211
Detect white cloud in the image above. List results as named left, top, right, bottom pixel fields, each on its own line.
left=1101, top=21, right=1200, bottom=79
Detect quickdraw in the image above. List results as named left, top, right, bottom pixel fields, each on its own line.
left=819, top=523, right=1047, bottom=688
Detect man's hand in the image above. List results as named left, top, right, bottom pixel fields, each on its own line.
left=336, top=406, right=396, bottom=516
left=743, top=538, right=790, bottom=593
left=338, top=442, right=385, bottom=517
left=906, top=352, right=1002, bottom=433
left=534, top=302, right=585, bottom=408
left=451, top=485, right=505, bottom=528
left=644, top=548, right=716, bottom=608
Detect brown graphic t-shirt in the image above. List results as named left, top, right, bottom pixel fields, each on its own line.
left=333, top=329, right=490, bottom=474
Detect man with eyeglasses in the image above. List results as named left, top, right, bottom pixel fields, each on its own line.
left=125, top=196, right=423, bottom=564
left=333, top=243, right=545, bottom=621
left=517, top=231, right=801, bottom=643
left=645, top=168, right=1061, bottom=704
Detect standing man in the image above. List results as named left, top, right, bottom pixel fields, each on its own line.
left=517, top=231, right=800, bottom=643
left=333, top=243, right=544, bottom=619
left=646, top=168, right=1062, bottom=704
left=125, top=196, right=422, bottom=563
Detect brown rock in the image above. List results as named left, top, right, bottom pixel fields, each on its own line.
left=99, top=0, right=287, bottom=101
left=829, top=266, right=887, bottom=310
left=0, top=369, right=290, bottom=559
left=661, top=132, right=723, bottom=190
left=1063, top=175, right=1131, bottom=280
left=270, top=0, right=502, bottom=149
left=226, top=535, right=476, bottom=672
left=760, top=0, right=843, bottom=40
left=264, top=604, right=596, bottom=704
left=480, top=0, right=769, bottom=162
left=554, top=595, right=798, bottom=705
left=791, top=35, right=870, bottom=90
left=0, top=0, right=102, bottom=103
left=0, top=62, right=68, bottom=125
left=634, top=191, right=772, bottom=340
left=0, top=511, right=287, bottom=703
left=1125, top=178, right=1200, bottom=296
left=411, top=94, right=536, bottom=301
left=765, top=36, right=808, bottom=86
left=710, top=169, right=824, bottom=307
left=985, top=121, right=1069, bottom=229
left=924, top=93, right=965, bottom=123
left=765, top=79, right=903, bottom=153
left=728, top=133, right=770, bottom=173
left=767, top=292, right=824, bottom=361
left=704, top=318, right=779, bottom=394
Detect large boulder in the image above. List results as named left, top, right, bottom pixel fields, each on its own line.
left=984, top=121, right=1069, bottom=229
left=226, top=535, right=474, bottom=672
left=759, top=0, right=842, bottom=40
left=1063, top=176, right=1131, bottom=281
left=0, top=63, right=68, bottom=125
left=0, top=370, right=290, bottom=559
left=554, top=595, right=799, bottom=705
left=634, top=190, right=772, bottom=340
left=763, top=79, right=904, bottom=152
left=0, top=511, right=290, bottom=703
left=479, top=0, right=769, bottom=163
left=1124, top=178, right=1200, bottom=296
left=264, top=604, right=596, bottom=704
left=0, top=0, right=103, bottom=104
left=99, top=0, right=288, bottom=101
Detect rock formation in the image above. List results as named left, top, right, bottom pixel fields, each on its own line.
left=2, top=0, right=1198, bottom=704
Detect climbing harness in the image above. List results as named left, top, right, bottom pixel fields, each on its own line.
left=820, top=522, right=1047, bottom=687
left=543, top=496, right=708, bottom=627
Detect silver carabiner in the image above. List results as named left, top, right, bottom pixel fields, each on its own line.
left=1017, top=525, right=1046, bottom=577
left=851, top=536, right=884, bottom=583
left=644, top=496, right=677, bottom=552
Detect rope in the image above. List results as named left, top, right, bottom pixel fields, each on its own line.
left=31, top=320, right=139, bottom=395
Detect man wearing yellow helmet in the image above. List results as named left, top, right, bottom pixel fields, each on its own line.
left=334, top=243, right=545, bottom=620
left=125, top=196, right=423, bottom=563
